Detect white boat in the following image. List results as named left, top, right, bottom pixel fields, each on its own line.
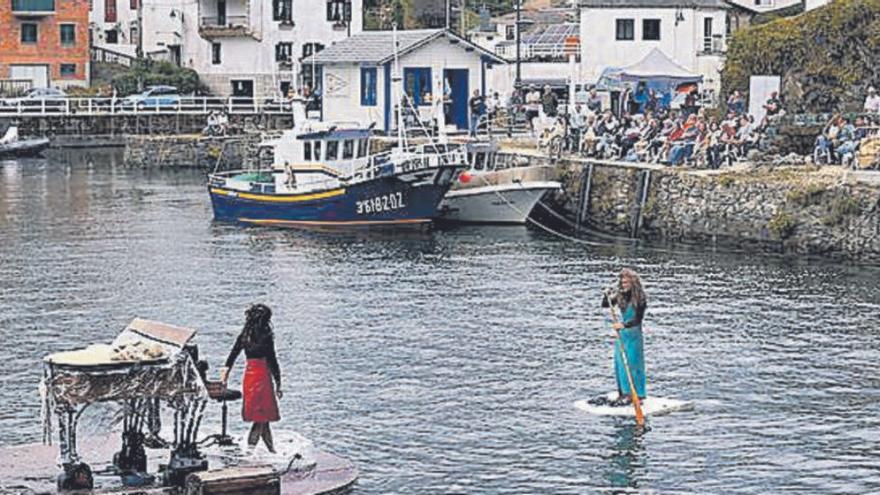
left=438, top=142, right=561, bottom=224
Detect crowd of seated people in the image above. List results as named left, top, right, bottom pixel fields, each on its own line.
left=562, top=105, right=764, bottom=168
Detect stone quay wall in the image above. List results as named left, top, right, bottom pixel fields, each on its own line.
left=122, top=134, right=264, bottom=170
left=507, top=149, right=880, bottom=261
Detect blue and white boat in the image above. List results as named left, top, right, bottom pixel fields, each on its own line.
left=208, top=98, right=466, bottom=229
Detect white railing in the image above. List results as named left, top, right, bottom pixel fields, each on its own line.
left=355, top=147, right=466, bottom=181
left=200, top=14, right=250, bottom=27
left=0, top=96, right=297, bottom=116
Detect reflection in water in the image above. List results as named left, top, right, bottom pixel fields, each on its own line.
left=605, top=424, right=647, bottom=492
left=2, top=153, right=880, bottom=494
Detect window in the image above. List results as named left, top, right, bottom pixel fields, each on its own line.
left=642, top=19, right=660, bottom=41
left=212, top=42, right=221, bottom=64
left=105, top=29, right=118, bottom=44
left=505, top=25, right=515, bottom=40
left=130, top=0, right=137, bottom=9
left=326, top=140, right=338, bottom=161
left=404, top=67, right=432, bottom=106
left=60, top=24, right=76, bottom=45
left=301, top=42, right=325, bottom=60
left=342, top=140, right=354, bottom=159
left=304, top=142, right=312, bottom=161
left=21, top=23, right=38, bottom=43
left=360, top=67, right=377, bottom=106
left=275, top=42, right=293, bottom=62
left=60, top=64, right=76, bottom=77
left=105, top=0, right=116, bottom=22
left=703, top=17, right=713, bottom=52
left=273, top=0, right=292, bottom=22
left=615, top=19, right=634, bottom=41
left=357, top=138, right=368, bottom=158
left=313, top=140, right=322, bottom=160
left=326, top=0, right=350, bottom=23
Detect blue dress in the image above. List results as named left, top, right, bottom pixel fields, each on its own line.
left=614, top=303, right=646, bottom=399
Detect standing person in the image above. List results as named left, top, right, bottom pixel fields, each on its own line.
left=586, top=87, right=603, bottom=114
left=525, top=84, right=542, bottom=135
left=221, top=304, right=283, bottom=453
left=601, top=269, right=648, bottom=406
left=468, top=89, right=484, bottom=137
left=864, top=86, right=880, bottom=114
left=542, top=85, right=558, bottom=118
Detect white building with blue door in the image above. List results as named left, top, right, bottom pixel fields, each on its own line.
left=302, top=29, right=506, bottom=134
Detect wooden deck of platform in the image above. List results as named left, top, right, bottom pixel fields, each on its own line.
left=0, top=434, right=357, bottom=495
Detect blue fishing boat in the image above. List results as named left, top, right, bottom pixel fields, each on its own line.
left=208, top=111, right=465, bottom=229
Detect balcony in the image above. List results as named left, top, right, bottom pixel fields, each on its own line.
left=198, top=15, right=259, bottom=40
left=11, top=0, right=55, bottom=16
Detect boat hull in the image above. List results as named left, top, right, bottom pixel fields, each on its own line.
left=438, top=181, right=560, bottom=224
left=209, top=174, right=452, bottom=229
left=0, top=138, right=50, bottom=158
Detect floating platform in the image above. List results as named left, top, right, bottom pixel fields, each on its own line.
left=0, top=433, right=357, bottom=494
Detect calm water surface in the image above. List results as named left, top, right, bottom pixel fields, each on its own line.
left=1, top=151, right=879, bottom=494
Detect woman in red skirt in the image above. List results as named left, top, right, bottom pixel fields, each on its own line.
left=220, top=304, right=282, bottom=452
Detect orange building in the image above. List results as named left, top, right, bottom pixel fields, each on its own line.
left=0, top=0, right=90, bottom=90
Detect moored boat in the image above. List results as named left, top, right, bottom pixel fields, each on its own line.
left=0, top=124, right=50, bottom=158
left=438, top=142, right=562, bottom=224
left=208, top=101, right=466, bottom=229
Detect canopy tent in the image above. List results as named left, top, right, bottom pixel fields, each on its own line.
left=595, top=49, right=703, bottom=114
left=616, top=48, right=703, bottom=84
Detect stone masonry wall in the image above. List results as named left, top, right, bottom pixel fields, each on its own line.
left=548, top=156, right=880, bottom=261
left=123, top=133, right=263, bottom=170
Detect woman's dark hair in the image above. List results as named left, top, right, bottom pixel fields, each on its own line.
left=242, top=303, right=273, bottom=349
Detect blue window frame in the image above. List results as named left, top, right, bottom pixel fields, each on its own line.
left=360, top=67, right=377, bottom=106
left=403, top=67, right=432, bottom=106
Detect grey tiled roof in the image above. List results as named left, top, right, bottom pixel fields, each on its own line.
left=303, top=29, right=506, bottom=65
left=579, top=0, right=727, bottom=8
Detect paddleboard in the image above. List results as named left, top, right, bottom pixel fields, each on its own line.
left=574, top=392, right=693, bottom=417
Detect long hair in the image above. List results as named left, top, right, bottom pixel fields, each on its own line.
left=618, top=268, right=646, bottom=308
left=241, top=304, right=273, bottom=350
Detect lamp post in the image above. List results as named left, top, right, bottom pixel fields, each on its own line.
left=515, top=0, right=521, bottom=89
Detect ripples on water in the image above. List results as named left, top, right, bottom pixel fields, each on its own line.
left=1, top=152, right=879, bottom=494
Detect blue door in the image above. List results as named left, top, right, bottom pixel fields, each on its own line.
left=443, top=69, right=469, bottom=130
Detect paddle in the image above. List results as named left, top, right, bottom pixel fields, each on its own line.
left=604, top=290, right=646, bottom=426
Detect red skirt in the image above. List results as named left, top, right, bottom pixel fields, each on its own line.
left=242, top=358, right=280, bottom=423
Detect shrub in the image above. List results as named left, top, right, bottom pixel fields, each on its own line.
left=112, top=60, right=206, bottom=96
left=768, top=212, right=797, bottom=238
left=785, top=182, right=827, bottom=206
left=722, top=0, right=880, bottom=113
left=821, top=195, right=861, bottom=225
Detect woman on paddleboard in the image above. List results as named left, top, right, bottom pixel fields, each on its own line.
left=602, top=268, right=647, bottom=406
left=221, top=304, right=283, bottom=452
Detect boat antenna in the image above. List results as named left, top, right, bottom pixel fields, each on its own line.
left=392, top=23, right=408, bottom=150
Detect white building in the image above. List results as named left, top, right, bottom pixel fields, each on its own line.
left=726, top=0, right=802, bottom=13
left=303, top=29, right=505, bottom=134
left=578, top=0, right=728, bottom=93
left=181, top=0, right=363, bottom=97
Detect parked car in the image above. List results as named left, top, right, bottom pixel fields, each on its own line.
left=0, top=87, right=68, bottom=108
left=121, top=85, right=180, bottom=109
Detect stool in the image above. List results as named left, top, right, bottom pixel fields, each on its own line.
left=205, top=381, right=242, bottom=446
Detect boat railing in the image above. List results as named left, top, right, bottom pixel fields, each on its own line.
left=353, top=147, right=465, bottom=182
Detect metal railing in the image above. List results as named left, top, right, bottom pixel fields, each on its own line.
left=0, top=96, right=298, bottom=116
left=200, top=14, right=250, bottom=27
left=90, top=46, right=137, bottom=68
left=0, top=79, right=33, bottom=97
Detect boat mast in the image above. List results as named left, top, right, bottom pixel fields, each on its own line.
left=392, top=23, right=408, bottom=150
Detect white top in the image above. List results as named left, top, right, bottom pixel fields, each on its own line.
left=864, top=94, right=880, bottom=113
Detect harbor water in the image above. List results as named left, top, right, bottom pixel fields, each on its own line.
left=1, top=151, right=879, bottom=494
